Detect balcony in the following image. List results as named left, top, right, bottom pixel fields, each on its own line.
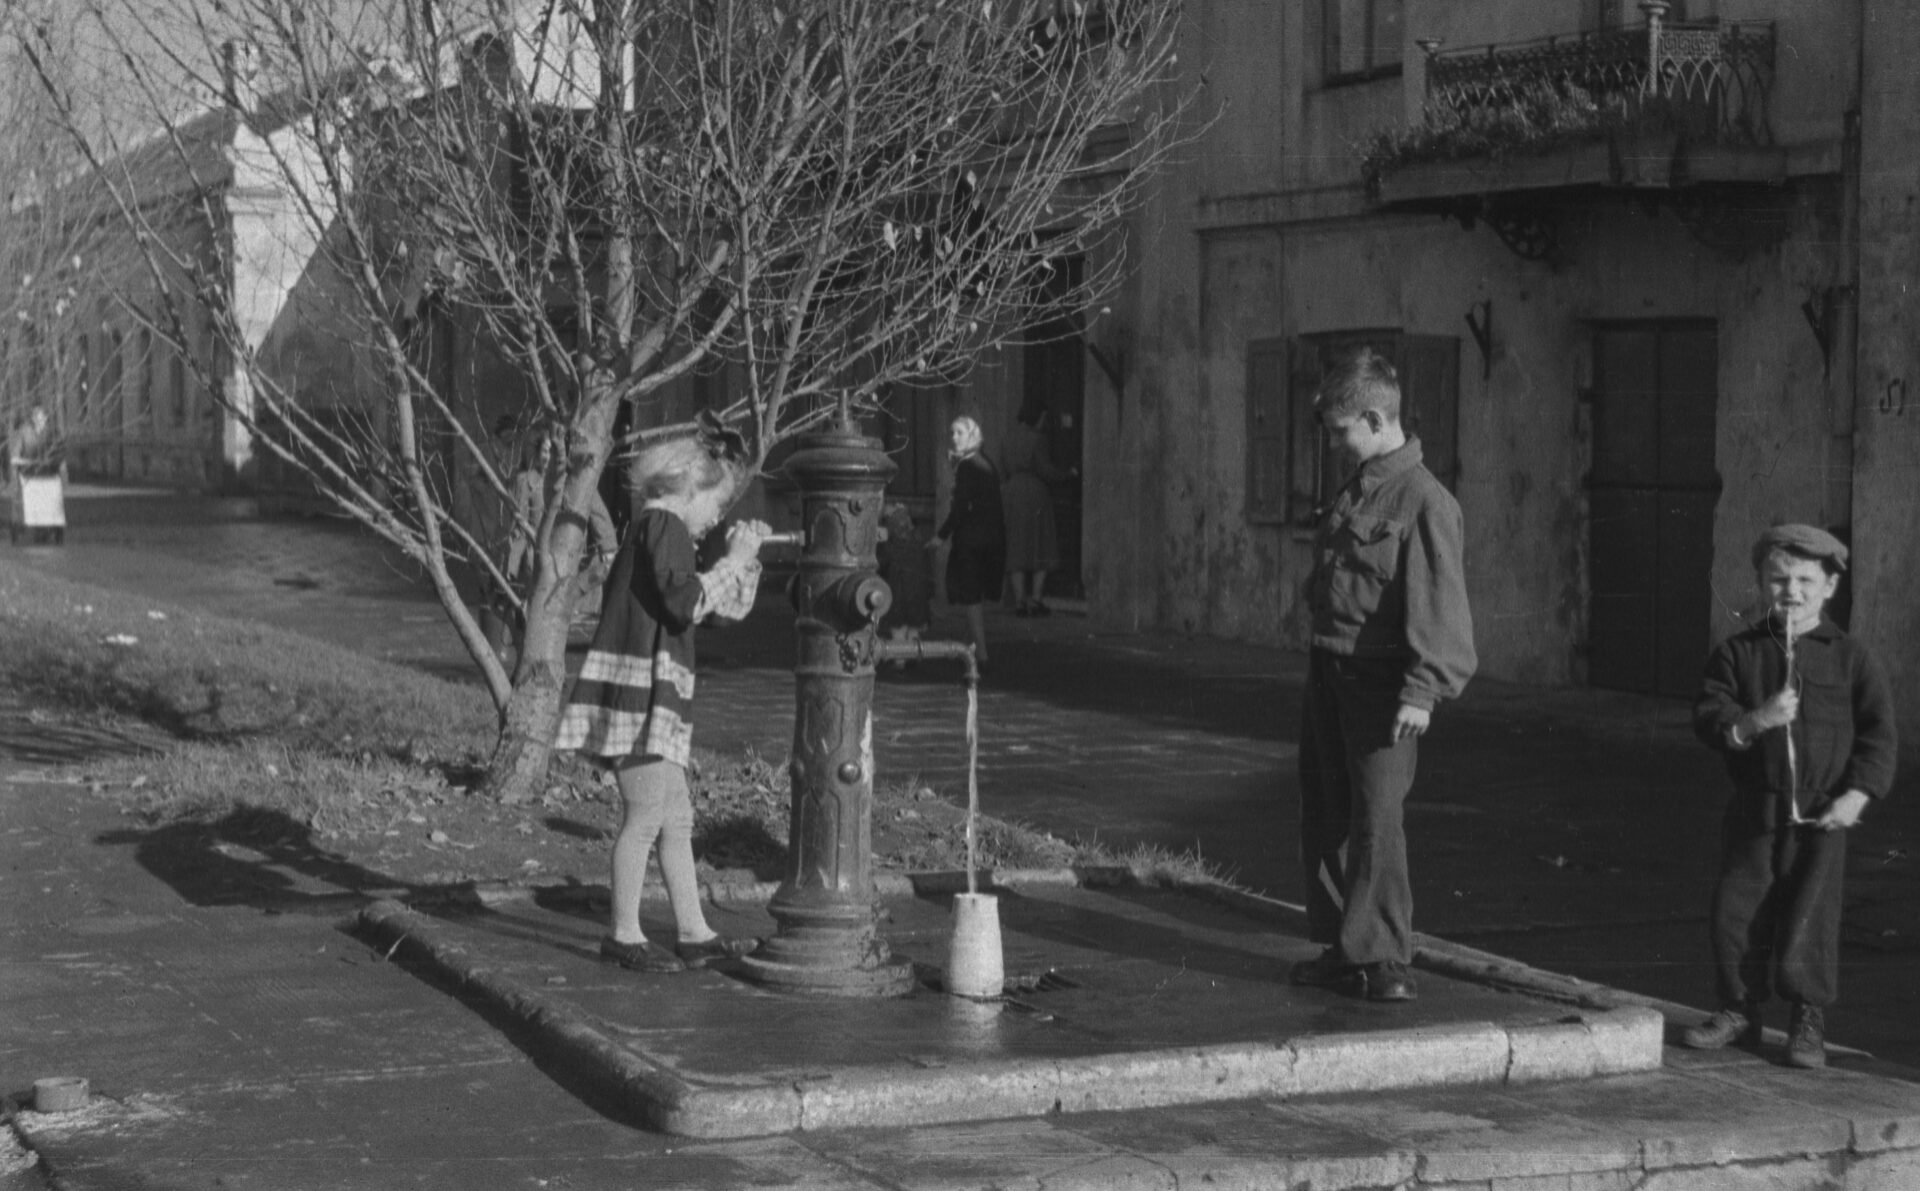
left=1365, top=10, right=1788, bottom=213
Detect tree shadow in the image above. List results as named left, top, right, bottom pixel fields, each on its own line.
left=94, top=806, right=436, bottom=913
left=0, top=711, right=165, bottom=766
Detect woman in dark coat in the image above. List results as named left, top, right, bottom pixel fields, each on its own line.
left=934, top=415, right=1004, bottom=665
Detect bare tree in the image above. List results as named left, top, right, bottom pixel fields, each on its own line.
left=21, top=0, right=1191, bottom=801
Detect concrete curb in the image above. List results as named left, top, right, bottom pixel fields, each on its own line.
left=354, top=897, right=1663, bottom=1139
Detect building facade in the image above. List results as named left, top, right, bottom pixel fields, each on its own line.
left=1084, top=0, right=1920, bottom=720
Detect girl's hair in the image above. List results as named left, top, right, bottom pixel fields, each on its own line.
left=628, top=437, right=746, bottom=502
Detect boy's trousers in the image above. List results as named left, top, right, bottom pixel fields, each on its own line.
left=1299, top=649, right=1418, bottom=966
left=1712, top=816, right=1847, bottom=1009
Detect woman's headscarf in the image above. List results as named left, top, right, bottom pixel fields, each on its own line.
left=949, top=415, right=984, bottom=461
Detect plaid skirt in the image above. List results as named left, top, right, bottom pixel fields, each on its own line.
left=554, top=644, right=697, bottom=767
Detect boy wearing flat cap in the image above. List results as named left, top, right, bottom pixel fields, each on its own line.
left=1685, top=524, right=1897, bottom=1068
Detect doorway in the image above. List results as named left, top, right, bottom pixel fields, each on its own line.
left=1586, top=321, right=1720, bottom=698
left=1020, top=257, right=1086, bottom=598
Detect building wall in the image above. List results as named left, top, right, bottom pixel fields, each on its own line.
left=8, top=184, right=229, bottom=491
left=1854, top=0, right=1920, bottom=713
left=1089, top=0, right=1904, bottom=702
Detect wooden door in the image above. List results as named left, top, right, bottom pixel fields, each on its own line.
left=1587, top=323, right=1720, bottom=697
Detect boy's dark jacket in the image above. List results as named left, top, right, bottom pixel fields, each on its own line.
left=1693, top=618, right=1898, bottom=830
left=1307, top=437, right=1476, bottom=710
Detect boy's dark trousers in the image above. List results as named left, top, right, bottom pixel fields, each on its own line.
left=1299, top=649, right=1418, bottom=966
left=1712, top=815, right=1847, bottom=1009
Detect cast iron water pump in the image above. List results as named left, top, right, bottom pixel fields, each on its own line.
left=738, top=428, right=917, bottom=996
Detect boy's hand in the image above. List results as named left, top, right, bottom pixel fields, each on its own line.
left=1815, top=789, right=1870, bottom=832
left=1744, top=686, right=1799, bottom=734
left=1391, top=703, right=1430, bottom=742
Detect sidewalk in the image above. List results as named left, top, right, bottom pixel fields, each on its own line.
left=6, top=488, right=1920, bottom=1188
left=7, top=761, right=1920, bottom=1190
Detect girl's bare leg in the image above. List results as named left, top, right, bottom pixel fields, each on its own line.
left=610, top=758, right=715, bottom=944
left=608, top=759, right=665, bottom=944
left=649, top=761, right=718, bottom=943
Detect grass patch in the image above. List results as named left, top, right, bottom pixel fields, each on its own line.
left=2, top=559, right=1229, bottom=891
left=0, top=561, right=491, bottom=765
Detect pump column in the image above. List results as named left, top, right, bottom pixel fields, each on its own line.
left=738, top=427, right=915, bottom=997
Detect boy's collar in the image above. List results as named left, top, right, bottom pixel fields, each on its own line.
left=1756, top=613, right=1841, bottom=642
left=1354, top=436, right=1424, bottom=490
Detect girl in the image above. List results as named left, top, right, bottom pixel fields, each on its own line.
left=554, top=425, right=769, bottom=973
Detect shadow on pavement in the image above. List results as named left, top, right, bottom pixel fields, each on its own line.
left=95, top=808, right=427, bottom=913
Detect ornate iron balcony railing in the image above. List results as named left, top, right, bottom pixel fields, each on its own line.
left=1422, top=16, right=1775, bottom=147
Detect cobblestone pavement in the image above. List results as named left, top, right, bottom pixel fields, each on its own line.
left=8, top=484, right=1918, bottom=1072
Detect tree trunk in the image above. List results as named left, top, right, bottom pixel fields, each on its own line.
left=479, top=582, right=575, bottom=803
left=478, top=389, right=619, bottom=803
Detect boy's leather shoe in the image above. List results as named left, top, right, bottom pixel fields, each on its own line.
left=1681, top=1005, right=1762, bottom=1050
left=1289, top=948, right=1354, bottom=988
left=1356, top=960, right=1418, bottom=1003
left=1787, top=1003, right=1828, bottom=1068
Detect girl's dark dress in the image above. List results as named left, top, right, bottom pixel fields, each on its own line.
left=554, top=508, right=702, bottom=767
left=941, top=453, right=1005, bottom=605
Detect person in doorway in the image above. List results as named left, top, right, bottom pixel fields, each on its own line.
left=1001, top=402, right=1070, bottom=617
left=931, top=415, right=1005, bottom=668
left=554, top=425, right=770, bottom=974
left=1292, top=347, right=1476, bottom=1004
left=1683, top=524, right=1896, bottom=1068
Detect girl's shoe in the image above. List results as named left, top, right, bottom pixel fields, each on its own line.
left=1013, top=603, right=1033, bottom=617
left=599, top=936, right=685, bottom=973
left=1029, top=601, right=1051, bottom=617
left=675, top=935, right=757, bottom=968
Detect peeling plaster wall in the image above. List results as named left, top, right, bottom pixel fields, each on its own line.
left=1854, top=0, right=1920, bottom=717
left=1113, top=192, right=1843, bottom=688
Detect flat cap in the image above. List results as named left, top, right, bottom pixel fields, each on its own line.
left=1751, top=523, right=1848, bottom=571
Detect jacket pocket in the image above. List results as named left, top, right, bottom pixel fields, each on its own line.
left=1331, top=512, right=1401, bottom=578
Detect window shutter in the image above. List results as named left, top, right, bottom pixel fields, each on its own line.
left=1245, top=338, right=1290, bottom=524
left=1287, top=338, right=1327, bottom=521
left=1398, top=334, right=1460, bottom=490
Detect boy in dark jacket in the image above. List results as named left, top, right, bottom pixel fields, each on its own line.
left=1290, top=348, right=1476, bottom=1004
left=1686, top=524, right=1897, bottom=1068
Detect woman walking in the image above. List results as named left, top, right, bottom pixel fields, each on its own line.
left=932, top=415, right=1005, bottom=667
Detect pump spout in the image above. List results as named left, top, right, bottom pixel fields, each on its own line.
left=873, top=638, right=978, bottom=684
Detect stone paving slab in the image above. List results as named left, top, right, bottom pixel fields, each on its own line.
left=352, top=881, right=1664, bottom=1140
